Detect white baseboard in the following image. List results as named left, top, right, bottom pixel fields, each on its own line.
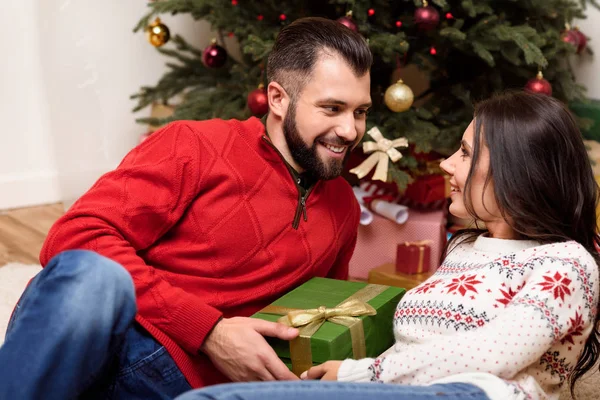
left=0, top=170, right=61, bottom=210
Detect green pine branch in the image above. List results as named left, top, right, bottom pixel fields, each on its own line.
left=131, top=0, right=600, bottom=190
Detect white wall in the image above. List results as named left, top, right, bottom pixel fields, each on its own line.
left=0, top=0, right=59, bottom=209
left=0, top=0, right=223, bottom=210
left=574, top=6, right=600, bottom=98
left=0, top=2, right=598, bottom=210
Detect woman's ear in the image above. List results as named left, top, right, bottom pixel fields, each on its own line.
left=267, top=81, right=290, bottom=119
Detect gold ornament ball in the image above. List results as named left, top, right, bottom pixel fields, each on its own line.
left=384, top=80, right=414, bottom=112
left=146, top=18, right=170, bottom=47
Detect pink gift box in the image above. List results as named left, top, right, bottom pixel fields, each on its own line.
left=349, top=208, right=447, bottom=280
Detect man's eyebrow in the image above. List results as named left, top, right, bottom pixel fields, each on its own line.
left=316, top=98, right=372, bottom=108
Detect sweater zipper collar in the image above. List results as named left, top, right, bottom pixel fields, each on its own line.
left=261, top=135, right=316, bottom=230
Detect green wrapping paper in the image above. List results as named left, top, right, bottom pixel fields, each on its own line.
left=252, top=277, right=405, bottom=375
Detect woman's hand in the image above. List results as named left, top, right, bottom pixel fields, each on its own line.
left=301, top=360, right=343, bottom=381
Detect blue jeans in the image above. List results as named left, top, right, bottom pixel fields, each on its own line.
left=175, top=381, right=490, bottom=400
left=0, top=250, right=191, bottom=399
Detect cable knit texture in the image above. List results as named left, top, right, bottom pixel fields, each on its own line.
left=40, top=117, right=360, bottom=388
left=338, top=236, right=599, bottom=400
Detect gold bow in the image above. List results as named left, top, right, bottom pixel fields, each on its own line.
left=260, top=284, right=388, bottom=376
left=279, top=298, right=376, bottom=328
left=350, top=127, right=408, bottom=182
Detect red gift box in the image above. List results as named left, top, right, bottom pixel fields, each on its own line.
left=349, top=208, right=447, bottom=280
left=396, top=241, right=431, bottom=274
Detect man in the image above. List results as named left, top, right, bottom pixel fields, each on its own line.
left=0, top=16, right=372, bottom=399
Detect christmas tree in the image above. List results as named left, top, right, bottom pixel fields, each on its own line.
left=132, top=0, right=598, bottom=189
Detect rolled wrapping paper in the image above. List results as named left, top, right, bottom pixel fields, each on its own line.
left=370, top=199, right=409, bottom=224
left=359, top=204, right=374, bottom=225
left=353, top=186, right=374, bottom=225
left=352, top=186, right=369, bottom=204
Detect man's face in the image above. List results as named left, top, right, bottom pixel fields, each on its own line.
left=283, top=54, right=371, bottom=180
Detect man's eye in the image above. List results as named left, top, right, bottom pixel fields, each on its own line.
left=324, top=106, right=339, bottom=112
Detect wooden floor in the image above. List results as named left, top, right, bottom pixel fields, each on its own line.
left=0, top=203, right=64, bottom=266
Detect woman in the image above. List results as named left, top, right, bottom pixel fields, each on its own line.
left=175, top=91, right=600, bottom=400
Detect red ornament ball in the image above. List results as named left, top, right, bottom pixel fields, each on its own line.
left=574, top=28, right=587, bottom=53
left=279, top=14, right=287, bottom=21
left=395, top=20, right=402, bottom=28
left=247, top=87, right=269, bottom=117
left=561, top=29, right=580, bottom=50
left=368, top=9, right=375, bottom=17
left=525, top=72, right=552, bottom=96
left=337, top=15, right=358, bottom=32
left=203, top=42, right=227, bottom=68
left=414, top=5, right=440, bottom=30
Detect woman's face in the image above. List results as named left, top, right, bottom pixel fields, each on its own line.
left=440, top=120, right=509, bottom=233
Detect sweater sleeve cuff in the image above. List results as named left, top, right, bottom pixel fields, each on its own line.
left=337, top=358, right=376, bottom=382
left=166, top=296, right=224, bottom=355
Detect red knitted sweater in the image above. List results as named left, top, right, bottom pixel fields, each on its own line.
left=40, top=117, right=360, bottom=388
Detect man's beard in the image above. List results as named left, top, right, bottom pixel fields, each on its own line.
left=283, top=101, right=353, bottom=181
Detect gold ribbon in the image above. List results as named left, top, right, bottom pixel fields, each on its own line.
left=350, top=127, right=408, bottom=182
left=260, top=284, right=389, bottom=376
left=404, top=240, right=432, bottom=274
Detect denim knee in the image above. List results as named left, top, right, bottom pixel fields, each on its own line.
left=42, top=250, right=136, bottom=321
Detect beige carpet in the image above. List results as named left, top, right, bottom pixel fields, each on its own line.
left=0, top=263, right=41, bottom=346
left=0, top=263, right=596, bottom=398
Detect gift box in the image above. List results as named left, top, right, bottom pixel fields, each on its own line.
left=396, top=241, right=431, bottom=274
left=399, top=174, right=450, bottom=210
left=252, top=277, right=405, bottom=376
left=368, top=263, right=434, bottom=290
left=596, top=175, right=600, bottom=229
left=349, top=208, right=447, bottom=280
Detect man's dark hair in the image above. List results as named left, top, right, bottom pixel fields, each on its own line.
left=266, top=17, right=372, bottom=98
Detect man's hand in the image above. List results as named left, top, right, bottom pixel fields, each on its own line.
left=201, top=317, right=300, bottom=382
left=301, top=361, right=342, bottom=381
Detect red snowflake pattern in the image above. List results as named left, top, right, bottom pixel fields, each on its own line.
left=414, top=279, right=443, bottom=294
left=445, top=274, right=483, bottom=296
left=495, top=283, right=524, bottom=306
left=561, top=312, right=585, bottom=345
left=537, top=271, right=572, bottom=301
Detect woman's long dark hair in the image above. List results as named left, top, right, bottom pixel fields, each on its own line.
left=443, top=90, right=600, bottom=396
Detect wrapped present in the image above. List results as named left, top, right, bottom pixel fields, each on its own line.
left=252, top=277, right=405, bottom=376
left=368, top=263, right=434, bottom=290
left=148, top=102, right=176, bottom=132
left=587, top=141, right=600, bottom=176
left=396, top=240, right=431, bottom=274
left=596, top=175, right=600, bottom=229
left=349, top=208, right=447, bottom=280
left=399, top=174, right=449, bottom=210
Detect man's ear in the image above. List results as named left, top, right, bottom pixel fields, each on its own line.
left=267, top=81, right=290, bottom=119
